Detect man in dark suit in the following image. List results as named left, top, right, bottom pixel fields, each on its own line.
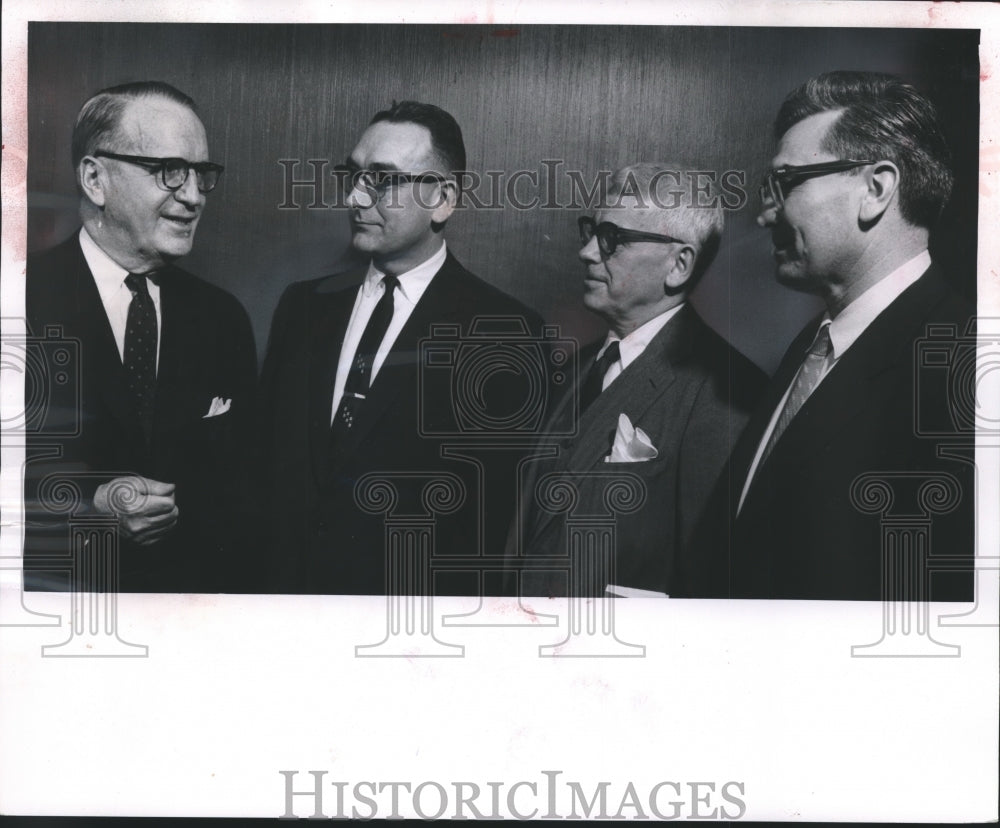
left=511, top=163, right=766, bottom=598
left=25, top=81, right=257, bottom=593
left=260, top=101, right=541, bottom=594
left=718, top=71, right=975, bottom=600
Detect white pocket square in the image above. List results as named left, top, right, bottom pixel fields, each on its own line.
left=604, top=413, right=658, bottom=463
left=203, top=396, right=232, bottom=418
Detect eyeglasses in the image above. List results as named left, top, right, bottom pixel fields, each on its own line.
left=333, top=164, right=448, bottom=205
left=578, top=216, right=688, bottom=259
left=94, top=150, right=224, bottom=193
left=759, top=159, right=874, bottom=208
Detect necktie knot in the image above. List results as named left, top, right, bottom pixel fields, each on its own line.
left=125, top=272, right=151, bottom=297
left=595, top=340, right=621, bottom=376
left=808, top=323, right=832, bottom=358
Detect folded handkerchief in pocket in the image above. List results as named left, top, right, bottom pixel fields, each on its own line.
left=605, top=412, right=658, bottom=462
left=203, top=396, right=232, bottom=418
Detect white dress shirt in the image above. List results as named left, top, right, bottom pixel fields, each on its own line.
left=330, top=241, right=447, bottom=421
left=738, top=249, right=932, bottom=513
left=594, top=303, right=685, bottom=391
left=78, top=226, right=163, bottom=371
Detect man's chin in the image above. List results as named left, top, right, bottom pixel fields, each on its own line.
left=773, top=260, right=818, bottom=293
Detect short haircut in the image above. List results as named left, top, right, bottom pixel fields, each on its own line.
left=774, top=70, right=953, bottom=229
left=71, top=81, right=197, bottom=170
left=607, top=162, right=725, bottom=290
left=369, top=100, right=466, bottom=179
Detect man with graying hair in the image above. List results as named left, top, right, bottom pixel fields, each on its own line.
left=509, top=163, right=765, bottom=599
left=25, top=80, right=257, bottom=592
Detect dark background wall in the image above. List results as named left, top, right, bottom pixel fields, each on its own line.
left=26, top=24, right=979, bottom=372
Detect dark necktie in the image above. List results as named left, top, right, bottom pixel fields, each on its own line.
left=759, top=322, right=833, bottom=465
left=123, top=272, right=157, bottom=437
left=578, top=340, right=621, bottom=414
left=331, top=274, right=399, bottom=442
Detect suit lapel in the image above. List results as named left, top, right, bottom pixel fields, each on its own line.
left=562, top=306, right=699, bottom=471
left=526, top=306, right=692, bottom=543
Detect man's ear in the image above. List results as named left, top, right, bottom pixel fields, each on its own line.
left=430, top=178, right=458, bottom=224
left=664, top=243, right=696, bottom=293
left=859, top=160, right=899, bottom=223
left=78, top=157, right=107, bottom=208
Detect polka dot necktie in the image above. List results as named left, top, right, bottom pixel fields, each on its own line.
left=578, top=339, right=621, bottom=414
left=331, top=274, right=399, bottom=445
left=123, top=272, right=157, bottom=437
left=759, top=321, right=833, bottom=465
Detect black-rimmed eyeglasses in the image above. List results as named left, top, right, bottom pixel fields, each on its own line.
left=759, top=159, right=874, bottom=208
left=94, top=150, right=224, bottom=194
left=578, top=216, right=688, bottom=259
left=333, top=164, right=448, bottom=205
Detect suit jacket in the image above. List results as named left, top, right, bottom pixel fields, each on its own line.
left=717, top=265, right=975, bottom=601
left=512, top=304, right=766, bottom=598
left=24, top=233, right=258, bottom=593
left=260, top=250, right=543, bottom=594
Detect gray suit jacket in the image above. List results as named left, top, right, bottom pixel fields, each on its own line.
left=510, top=304, right=765, bottom=597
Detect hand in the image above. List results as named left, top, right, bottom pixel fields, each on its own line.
left=93, top=475, right=179, bottom=546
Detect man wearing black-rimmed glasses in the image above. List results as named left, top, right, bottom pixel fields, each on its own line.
left=511, top=163, right=764, bottom=598
left=25, top=81, right=257, bottom=592
left=260, top=101, right=540, bottom=594
left=717, top=70, right=975, bottom=600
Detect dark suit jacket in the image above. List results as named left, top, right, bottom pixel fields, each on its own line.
left=24, top=233, right=258, bottom=593
left=717, top=265, right=975, bottom=600
left=513, top=304, right=766, bottom=597
left=260, top=250, right=543, bottom=594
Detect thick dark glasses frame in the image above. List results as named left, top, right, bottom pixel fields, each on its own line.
left=94, top=150, right=225, bottom=193
left=578, top=216, right=689, bottom=258
left=333, top=164, right=449, bottom=203
left=759, top=159, right=874, bottom=208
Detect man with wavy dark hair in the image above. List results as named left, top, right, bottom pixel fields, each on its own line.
left=717, top=71, right=974, bottom=600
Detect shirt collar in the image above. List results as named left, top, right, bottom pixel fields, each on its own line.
left=79, top=226, right=130, bottom=303
left=825, top=250, right=931, bottom=360
left=363, top=241, right=448, bottom=303
left=79, top=226, right=163, bottom=299
left=598, top=303, right=685, bottom=370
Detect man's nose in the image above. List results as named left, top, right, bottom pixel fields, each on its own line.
left=347, top=183, right=375, bottom=210
left=756, top=201, right=779, bottom=228
left=174, top=170, right=205, bottom=208
left=579, top=236, right=602, bottom=264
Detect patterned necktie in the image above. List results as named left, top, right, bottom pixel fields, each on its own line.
left=123, top=273, right=157, bottom=437
left=331, top=274, right=399, bottom=442
left=759, top=322, right=833, bottom=464
left=579, top=340, right=621, bottom=414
